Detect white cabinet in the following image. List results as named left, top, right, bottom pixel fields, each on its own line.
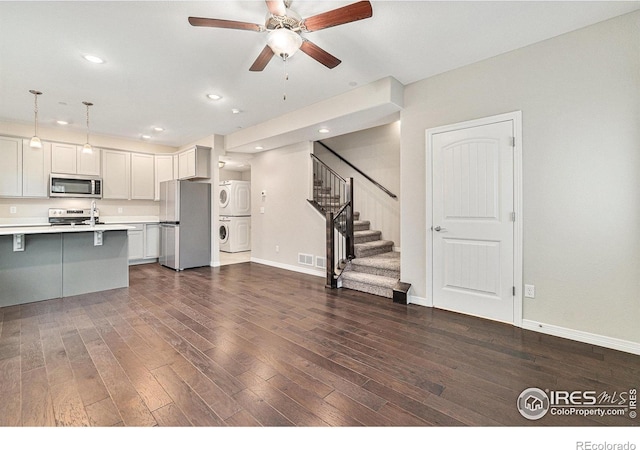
left=77, top=148, right=101, bottom=176
left=0, top=137, right=22, bottom=197
left=22, top=140, right=51, bottom=198
left=51, top=143, right=76, bottom=174
left=177, top=146, right=210, bottom=180
left=121, top=222, right=159, bottom=264
left=130, top=153, right=155, bottom=200
left=51, top=143, right=100, bottom=175
left=127, top=224, right=145, bottom=261
left=144, top=223, right=160, bottom=258
left=102, top=149, right=130, bottom=199
left=154, top=154, right=174, bottom=201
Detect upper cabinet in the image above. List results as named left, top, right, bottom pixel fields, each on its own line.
left=0, top=136, right=23, bottom=197
left=177, top=146, right=210, bottom=180
left=130, top=153, right=155, bottom=200
left=102, top=149, right=130, bottom=199
left=22, top=139, right=51, bottom=198
left=51, top=143, right=100, bottom=176
left=154, top=154, right=174, bottom=201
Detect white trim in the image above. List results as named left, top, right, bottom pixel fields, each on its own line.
left=408, top=294, right=431, bottom=308
left=250, top=257, right=325, bottom=278
left=425, top=111, right=524, bottom=326
left=522, top=319, right=640, bottom=356
left=210, top=261, right=221, bottom=268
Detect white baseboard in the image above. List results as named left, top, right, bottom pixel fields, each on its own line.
left=408, top=294, right=431, bottom=308
left=210, top=261, right=221, bottom=268
left=522, top=319, right=640, bottom=356
left=250, top=257, right=325, bottom=278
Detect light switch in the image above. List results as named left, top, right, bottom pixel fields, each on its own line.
left=260, top=206, right=265, bottom=214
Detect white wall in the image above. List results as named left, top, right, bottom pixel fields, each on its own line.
left=250, top=142, right=325, bottom=276
left=401, top=11, right=640, bottom=343
left=314, top=121, right=401, bottom=249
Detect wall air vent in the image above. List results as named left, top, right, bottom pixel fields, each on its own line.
left=298, top=253, right=314, bottom=266
left=315, top=256, right=326, bottom=269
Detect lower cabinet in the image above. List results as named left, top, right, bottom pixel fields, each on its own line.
left=122, top=223, right=159, bottom=265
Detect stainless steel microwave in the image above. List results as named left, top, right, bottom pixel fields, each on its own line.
left=50, top=173, right=102, bottom=198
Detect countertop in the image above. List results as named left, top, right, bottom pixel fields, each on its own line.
left=0, top=223, right=136, bottom=236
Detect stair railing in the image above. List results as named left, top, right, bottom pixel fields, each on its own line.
left=316, top=140, right=397, bottom=199
left=309, top=154, right=354, bottom=288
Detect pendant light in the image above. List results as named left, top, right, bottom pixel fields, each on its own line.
left=28, top=90, right=43, bottom=149
left=82, top=101, right=93, bottom=154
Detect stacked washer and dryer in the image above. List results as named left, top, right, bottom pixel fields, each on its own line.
left=218, top=180, right=251, bottom=253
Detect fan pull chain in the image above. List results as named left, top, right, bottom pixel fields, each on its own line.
left=283, top=55, right=289, bottom=101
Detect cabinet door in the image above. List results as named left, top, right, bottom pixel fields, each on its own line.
left=0, top=137, right=22, bottom=197
left=51, top=143, right=77, bottom=174
left=144, top=223, right=160, bottom=258
left=128, top=228, right=144, bottom=261
left=102, top=150, right=130, bottom=199
left=22, top=140, right=51, bottom=198
left=130, top=153, right=155, bottom=200
left=178, top=149, right=195, bottom=179
left=77, top=147, right=101, bottom=176
left=154, top=155, right=173, bottom=201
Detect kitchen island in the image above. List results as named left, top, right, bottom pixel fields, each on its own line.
left=0, top=224, right=134, bottom=307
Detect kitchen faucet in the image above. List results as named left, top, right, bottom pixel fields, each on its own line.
left=90, top=200, right=97, bottom=227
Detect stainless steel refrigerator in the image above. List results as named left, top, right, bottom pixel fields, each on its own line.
left=159, top=180, right=211, bottom=270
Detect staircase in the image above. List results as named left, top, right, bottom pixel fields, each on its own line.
left=340, top=211, right=400, bottom=299
left=310, top=155, right=403, bottom=300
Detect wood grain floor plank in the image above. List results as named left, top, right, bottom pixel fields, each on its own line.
left=2, top=262, right=639, bottom=427
left=151, top=364, right=225, bottom=426
left=85, top=397, right=123, bottom=426
left=152, top=402, right=192, bottom=427
left=21, top=366, right=55, bottom=426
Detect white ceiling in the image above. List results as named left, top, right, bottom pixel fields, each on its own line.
left=1, top=1, right=638, bottom=149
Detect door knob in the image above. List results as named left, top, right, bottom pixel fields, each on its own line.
left=433, top=226, right=447, bottom=232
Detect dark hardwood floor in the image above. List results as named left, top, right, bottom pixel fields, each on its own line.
left=1, top=262, right=638, bottom=427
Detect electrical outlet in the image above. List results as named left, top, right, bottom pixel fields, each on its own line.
left=117, top=207, right=123, bottom=214
left=275, top=245, right=279, bottom=253
left=524, top=284, right=535, bottom=298
left=10, top=206, right=17, bottom=214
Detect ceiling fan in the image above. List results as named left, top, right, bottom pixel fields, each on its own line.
left=188, top=0, right=373, bottom=71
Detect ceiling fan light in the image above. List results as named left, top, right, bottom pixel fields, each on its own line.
left=267, top=28, right=302, bottom=58
left=29, top=136, right=42, bottom=149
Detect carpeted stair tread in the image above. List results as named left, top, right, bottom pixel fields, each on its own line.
left=351, top=252, right=400, bottom=270
left=354, top=220, right=370, bottom=231
left=354, top=229, right=382, bottom=243
left=354, top=239, right=394, bottom=258
left=341, top=271, right=398, bottom=298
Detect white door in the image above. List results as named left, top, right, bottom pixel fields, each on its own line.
left=431, top=119, right=515, bottom=323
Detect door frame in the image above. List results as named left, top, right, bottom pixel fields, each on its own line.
left=425, top=111, right=523, bottom=326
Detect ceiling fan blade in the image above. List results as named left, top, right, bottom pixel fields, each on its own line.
left=249, top=45, right=275, bottom=71
left=300, top=40, right=341, bottom=69
left=303, top=1, right=373, bottom=32
left=265, top=0, right=286, bottom=16
left=188, top=17, right=263, bottom=32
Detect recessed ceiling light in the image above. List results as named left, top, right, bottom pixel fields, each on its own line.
left=255, top=146, right=264, bottom=150
left=207, top=94, right=222, bottom=100
left=232, top=108, right=241, bottom=114
left=56, top=120, right=69, bottom=125
left=83, top=54, right=105, bottom=64
left=318, top=128, right=330, bottom=134
left=152, top=127, right=164, bottom=132
left=141, top=135, right=151, bottom=139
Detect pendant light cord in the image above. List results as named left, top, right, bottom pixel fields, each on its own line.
left=33, top=93, right=39, bottom=136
